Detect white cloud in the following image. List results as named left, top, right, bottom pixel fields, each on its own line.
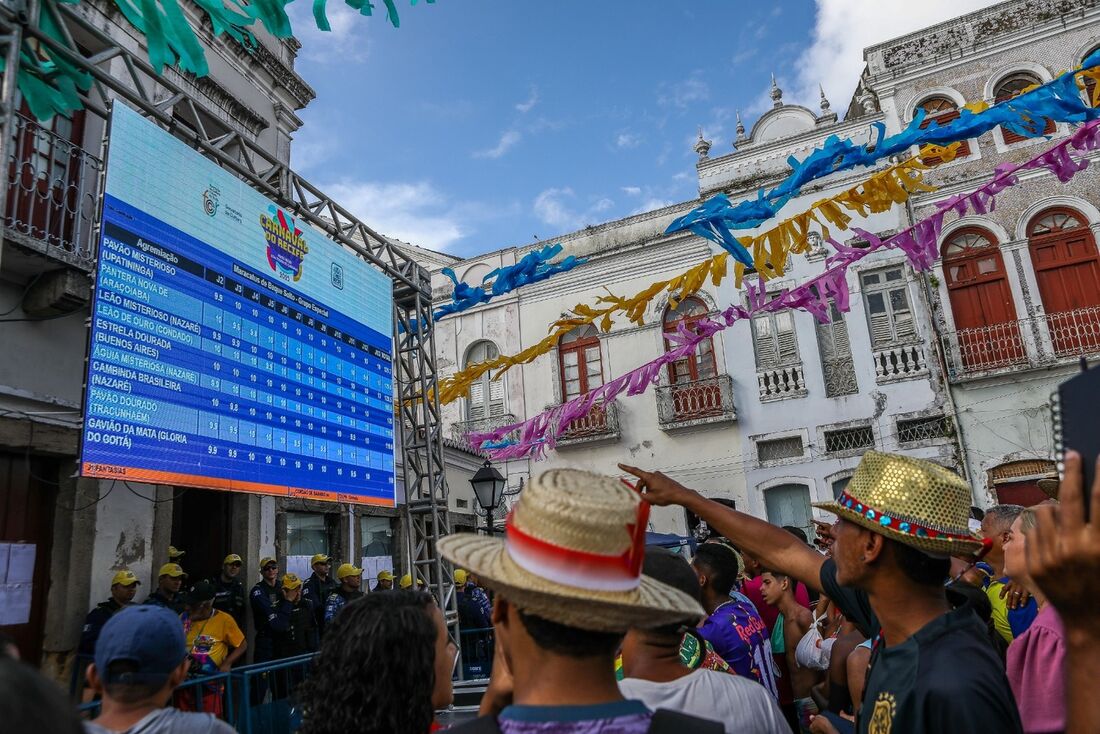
left=633, top=198, right=675, bottom=215
left=615, top=132, right=643, bottom=149
left=658, top=74, right=710, bottom=109
left=621, top=186, right=642, bottom=196
left=516, top=87, right=540, bottom=114
left=473, top=130, right=522, bottom=159
left=287, top=2, right=370, bottom=63
left=731, top=48, right=757, bottom=66
left=532, top=188, right=617, bottom=231
left=317, top=180, right=468, bottom=251
left=789, top=0, right=1003, bottom=110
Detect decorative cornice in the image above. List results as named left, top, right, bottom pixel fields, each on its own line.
left=182, top=72, right=269, bottom=135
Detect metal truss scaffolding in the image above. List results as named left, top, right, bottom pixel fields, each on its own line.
left=0, top=0, right=458, bottom=640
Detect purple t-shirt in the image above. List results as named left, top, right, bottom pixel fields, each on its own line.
left=497, top=700, right=652, bottom=734
left=698, top=593, right=778, bottom=699
left=1006, top=604, right=1065, bottom=733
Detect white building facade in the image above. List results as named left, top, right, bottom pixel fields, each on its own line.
left=429, top=0, right=1099, bottom=537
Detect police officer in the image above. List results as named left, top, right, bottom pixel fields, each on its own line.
left=167, top=545, right=186, bottom=571
left=271, top=573, right=319, bottom=659
left=302, top=553, right=337, bottom=632
left=374, top=569, right=395, bottom=591
left=249, top=556, right=281, bottom=704
left=323, top=563, right=365, bottom=624
left=79, top=570, right=140, bottom=655
left=143, top=563, right=187, bottom=614
left=207, top=553, right=247, bottom=631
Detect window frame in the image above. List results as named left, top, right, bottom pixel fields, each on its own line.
left=557, top=324, right=604, bottom=401
left=464, top=340, right=505, bottom=421
left=751, top=294, right=800, bottom=370
left=663, top=296, right=717, bottom=384
left=993, top=72, right=1056, bottom=145
left=915, top=96, right=970, bottom=163
left=860, top=266, right=918, bottom=349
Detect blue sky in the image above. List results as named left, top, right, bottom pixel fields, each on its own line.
left=288, top=0, right=1001, bottom=259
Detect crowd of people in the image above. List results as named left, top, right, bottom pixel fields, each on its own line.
left=1, top=448, right=1099, bottom=734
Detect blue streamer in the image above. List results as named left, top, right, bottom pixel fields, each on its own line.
left=667, top=63, right=1100, bottom=253
left=402, top=244, right=586, bottom=331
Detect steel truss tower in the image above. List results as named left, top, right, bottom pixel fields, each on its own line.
left=0, top=0, right=458, bottom=640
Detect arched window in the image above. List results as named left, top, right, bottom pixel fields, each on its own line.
left=994, top=73, right=1056, bottom=144
left=1027, top=207, right=1100, bottom=356
left=663, top=297, right=716, bottom=384
left=943, top=227, right=1025, bottom=370
left=464, top=341, right=504, bottom=421
left=916, top=96, right=969, bottom=164
left=558, top=324, right=603, bottom=400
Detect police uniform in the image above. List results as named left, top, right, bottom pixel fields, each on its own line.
left=304, top=575, right=339, bottom=631
left=271, top=576, right=319, bottom=658
left=208, top=553, right=247, bottom=631
left=251, top=579, right=281, bottom=663
left=80, top=598, right=125, bottom=655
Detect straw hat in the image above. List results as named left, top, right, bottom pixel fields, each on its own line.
left=438, top=469, right=705, bottom=633
left=813, top=451, right=982, bottom=556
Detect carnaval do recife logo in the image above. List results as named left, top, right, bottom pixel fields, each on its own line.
left=260, top=206, right=308, bottom=282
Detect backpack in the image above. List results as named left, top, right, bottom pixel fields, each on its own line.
left=448, top=708, right=723, bottom=734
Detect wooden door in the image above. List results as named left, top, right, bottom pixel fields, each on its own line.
left=0, top=453, right=58, bottom=664
left=944, top=228, right=1025, bottom=370
left=1028, top=208, right=1100, bottom=356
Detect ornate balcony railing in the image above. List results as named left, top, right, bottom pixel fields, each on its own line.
left=941, top=305, right=1100, bottom=379
left=872, top=343, right=928, bottom=382
left=556, top=400, right=620, bottom=446
left=821, top=357, right=859, bottom=397
left=5, top=112, right=102, bottom=268
left=450, top=413, right=517, bottom=451
left=656, top=375, right=736, bottom=429
left=757, top=364, right=806, bottom=401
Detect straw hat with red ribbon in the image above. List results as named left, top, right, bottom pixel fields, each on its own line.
left=438, top=469, right=705, bottom=633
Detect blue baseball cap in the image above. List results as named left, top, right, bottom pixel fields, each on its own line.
left=94, top=605, right=187, bottom=685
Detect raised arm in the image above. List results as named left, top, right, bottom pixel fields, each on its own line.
left=620, top=463, right=826, bottom=594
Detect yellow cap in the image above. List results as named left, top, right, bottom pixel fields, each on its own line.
left=454, top=569, right=468, bottom=586
left=111, top=570, right=140, bottom=587
left=281, top=573, right=303, bottom=590
left=377, top=569, right=394, bottom=582
left=222, top=554, right=242, bottom=566
left=259, top=556, right=278, bottom=571
left=399, top=573, right=426, bottom=589
left=310, top=553, right=331, bottom=566
left=336, top=563, right=362, bottom=581
left=158, top=563, right=187, bottom=578
left=167, top=545, right=185, bottom=560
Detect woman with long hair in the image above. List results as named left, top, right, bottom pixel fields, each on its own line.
left=1002, top=505, right=1066, bottom=734
left=297, top=590, right=457, bottom=734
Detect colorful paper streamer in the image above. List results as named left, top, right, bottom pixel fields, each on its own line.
left=437, top=154, right=946, bottom=406
left=469, top=119, right=1100, bottom=459
left=666, top=52, right=1100, bottom=265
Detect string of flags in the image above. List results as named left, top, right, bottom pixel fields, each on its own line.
left=468, top=120, right=1100, bottom=459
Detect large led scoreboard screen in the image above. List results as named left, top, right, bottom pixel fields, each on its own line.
left=80, top=104, right=396, bottom=506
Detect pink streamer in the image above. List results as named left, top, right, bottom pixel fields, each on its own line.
left=472, top=120, right=1100, bottom=460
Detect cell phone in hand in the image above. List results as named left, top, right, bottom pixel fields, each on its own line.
left=1053, top=360, right=1100, bottom=521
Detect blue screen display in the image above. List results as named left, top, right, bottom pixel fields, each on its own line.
left=80, top=104, right=396, bottom=506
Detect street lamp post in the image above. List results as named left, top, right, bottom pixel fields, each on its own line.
left=469, top=459, right=507, bottom=536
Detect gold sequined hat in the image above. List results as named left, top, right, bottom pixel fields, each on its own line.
left=813, top=451, right=982, bottom=556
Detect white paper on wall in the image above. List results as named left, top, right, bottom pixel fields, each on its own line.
left=361, top=556, right=394, bottom=591
left=7, top=544, right=35, bottom=585
left=0, top=583, right=32, bottom=625
left=286, top=555, right=312, bottom=582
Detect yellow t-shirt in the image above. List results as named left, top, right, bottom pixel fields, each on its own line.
left=185, top=609, right=244, bottom=667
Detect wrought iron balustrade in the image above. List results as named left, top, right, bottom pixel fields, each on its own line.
left=450, top=413, right=517, bottom=450
left=556, top=399, right=620, bottom=445
left=656, top=375, right=735, bottom=428
left=5, top=111, right=102, bottom=267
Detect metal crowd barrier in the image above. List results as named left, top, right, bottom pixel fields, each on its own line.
left=76, top=654, right=315, bottom=733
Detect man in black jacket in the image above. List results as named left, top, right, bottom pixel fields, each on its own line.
left=302, top=553, right=337, bottom=632
left=270, top=573, right=319, bottom=699
left=249, top=556, right=281, bottom=704
left=207, top=553, right=247, bottom=631
left=80, top=570, right=141, bottom=655
left=143, top=564, right=187, bottom=614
